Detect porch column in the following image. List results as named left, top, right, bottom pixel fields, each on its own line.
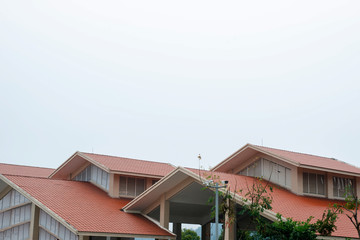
left=224, top=219, right=235, bottom=240
left=201, top=222, right=211, bottom=240
left=173, top=222, right=182, bottom=240
left=224, top=199, right=235, bottom=240
left=160, top=194, right=170, bottom=229
left=29, top=203, right=40, bottom=240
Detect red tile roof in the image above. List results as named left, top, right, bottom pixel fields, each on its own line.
left=191, top=169, right=358, bottom=239
left=81, top=152, right=175, bottom=177
left=253, top=145, right=360, bottom=175
left=0, top=163, right=54, bottom=178
left=3, top=174, right=174, bottom=237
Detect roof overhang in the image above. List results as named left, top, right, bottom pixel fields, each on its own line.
left=212, top=144, right=360, bottom=177
left=123, top=167, right=280, bottom=223
left=123, top=167, right=199, bottom=212
left=212, top=144, right=300, bottom=172
left=49, top=152, right=110, bottom=179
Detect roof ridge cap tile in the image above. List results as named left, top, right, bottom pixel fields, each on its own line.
left=0, top=162, right=55, bottom=170
left=3, top=174, right=91, bottom=183
left=80, top=152, right=175, bottom=166
left=2, top=173, right=50, bottom=179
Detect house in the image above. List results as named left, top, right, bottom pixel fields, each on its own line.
left=0, top=144, right=359, bottom=239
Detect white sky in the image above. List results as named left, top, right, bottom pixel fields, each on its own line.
left=1, top=1, right=360, bottom=170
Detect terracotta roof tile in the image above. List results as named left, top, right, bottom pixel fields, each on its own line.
left=253, top=145, right=360, bottom=175
left=4, top=175, right=173, bottom=237
left=0, top=163, right=54, bottom=178
left=191, top=169, right=358, bottom=239
left=81, top=152, right=175, bottom=177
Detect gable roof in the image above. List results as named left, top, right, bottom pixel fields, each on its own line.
left=125, top=167, right=358, bottom=238
left=212, top=144, right=360, bottom=176
left=0, top=174, right=175, bottom=238
left=192, top=169, right=358, bottom=239
left=0, top=163, right=54, bottom=178
left=50, top=151, right=176, bottom=179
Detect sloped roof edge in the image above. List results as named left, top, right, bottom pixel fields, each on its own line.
left=212, top=144, right=360, bottom=176
left=0, top=173, right=78, bottom=235
left=49, top=152, right=110, bottom=179
left=123, top=167, right=280, bottom=222
left=123, top=166, right=193, bottom=212
left=212, top=143, right=300, bottom=172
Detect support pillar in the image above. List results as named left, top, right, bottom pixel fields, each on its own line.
left=201, top=222, right=211, bottom=240
left=29, top=203, right=40, bottom=240
left=327, top=174, right=334, bottom=199
left=224, top=199, right=235, bottom=240
left=109, top=174, right=119, bottom=198
left=224, top=220, right=235, bottom=240
left=159, top=194, right=170, bottom=229
left=173, top=223, right=182, bottom=240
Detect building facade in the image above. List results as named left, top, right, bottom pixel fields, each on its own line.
left=1, top=144, right=359, bottom=239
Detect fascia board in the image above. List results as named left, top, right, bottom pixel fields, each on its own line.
left=0, top=174, right=79, bottom=235
left=230, top=188, right=283, bottom=222
left=211, top=144, right=251, bottom=171
left=49, top=151, right=79, bottom=178
left=49, top=152, right=110, bottom=179
left=300, top=165, right=360, bottom=177
left=123, top=167, right=200, bottom=211
left=109, top=170, right=163, bottom=179
left=141, top=213, right=176, bottom=238
left=212, top=144, right=302, bottom=172
left=77, top=152, right=110, bottom=172
left=78, top=231, right=176, bottom=239
left=249, top=144, right=300, bottom=167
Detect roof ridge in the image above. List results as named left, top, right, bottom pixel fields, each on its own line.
left=252, top=144, right=360, bottom=170
left=80, top=152, right=174, bottom=166
left=2, top=174, right=96, bottom=183
left=0, top=162, right=55, bottom=170
left=1, top=173, right=50, bottom=179
left=251, top=144, right=335, bottom=160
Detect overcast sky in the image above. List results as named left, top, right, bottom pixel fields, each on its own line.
left=1, top=0, right=360, bottom=170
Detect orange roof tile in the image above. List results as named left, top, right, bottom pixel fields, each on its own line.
left=253, top=145, right=360, bottom=175
left=0, top=163, right=54, bottom=178
left=191, top=169, right=358, bottom=239
left=3, top=175, right=174, bottom=237
left=81, top=152, right=175, bottom=177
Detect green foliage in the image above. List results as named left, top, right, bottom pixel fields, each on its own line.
left=333, top=185, right=360, bottom=238
left=218, top=227, right=224, bottom=240
left=314, top=207, right=340, bottom=236
left=259, top=214, right=317, bottom=240
left=181, top=228, right=200, bottom=240
left=235, top=179, right=337, bottom=239
left=201, top=173, right=338, bottom=239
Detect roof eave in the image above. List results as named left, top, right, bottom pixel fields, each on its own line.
left=300, top=164, right=360, bottom=177
left=212, top=143, right=301, bottom=172
left=123, top=166, right=195, bottom=211
left=109, top=170, right=164, bottom=179
left=211, top=143, right=253, bottom=171
left=49, top=152, right=111, bottom=179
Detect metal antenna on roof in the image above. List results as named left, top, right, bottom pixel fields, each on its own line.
left=198, top=154, right=201, bottom=170
left=261, top=138, right=264, bottom=146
